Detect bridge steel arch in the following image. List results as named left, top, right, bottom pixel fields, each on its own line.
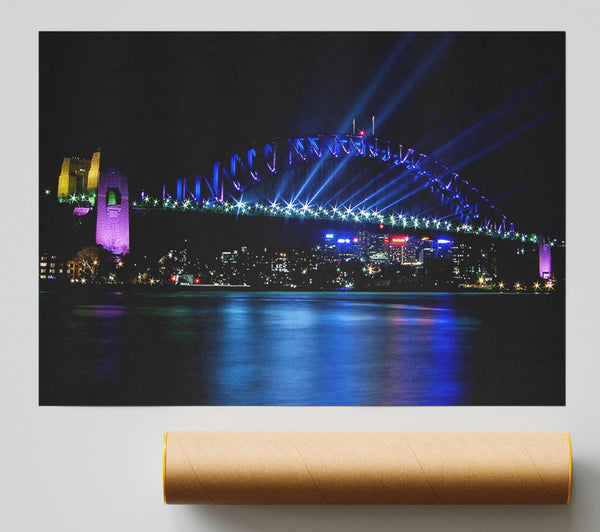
left=170, top=134, right=510, bottom=233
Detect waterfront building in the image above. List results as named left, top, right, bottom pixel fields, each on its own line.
left=39, top=253, right=64, bottom=280
left=65, top=259, right=82, bottom=281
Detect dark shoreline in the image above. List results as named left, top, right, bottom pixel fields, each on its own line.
left=39, top=280, right=559, bottom=295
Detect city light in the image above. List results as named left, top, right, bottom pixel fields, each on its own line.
left=78, top=191, right=562, bottom=247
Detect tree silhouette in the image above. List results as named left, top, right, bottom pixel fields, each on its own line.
left=73, top=245, right=114, bottom=282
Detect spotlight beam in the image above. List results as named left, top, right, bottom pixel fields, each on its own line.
left=337, top=170, right=405, bottom=210
left=296, top=35, right=413, bottom=202
left=429, top=71, right=561, bottom=162
left=450, top=107, right=562, bottom=173
left=374, top=34, right=456, bottom=131
left=320, top=163, right=375, bottom=206
left=306, top=154, right=353, bottom=205
left=380, top=184, right=429, bottom=212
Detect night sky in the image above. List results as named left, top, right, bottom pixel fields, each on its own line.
left=39, top=32, right=565, bottom=236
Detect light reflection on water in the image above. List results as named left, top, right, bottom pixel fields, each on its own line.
left=207, top=295, right=474, bottom=405
left=39, top=291, right=564, bottom=406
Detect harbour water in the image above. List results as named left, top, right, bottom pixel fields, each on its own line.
left=39, top=290, right=564, bottom=406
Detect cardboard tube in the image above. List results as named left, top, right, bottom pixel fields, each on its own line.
left=163, top=431, right=572, bottom=505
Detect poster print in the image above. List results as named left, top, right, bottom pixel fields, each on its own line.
left=39, top=32, right=565, bottom=406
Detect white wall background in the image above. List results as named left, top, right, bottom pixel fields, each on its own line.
left=2, top=2, right=599, bottom=530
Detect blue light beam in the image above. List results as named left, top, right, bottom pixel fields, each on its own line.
left=374, top=34, right=456, bottom=131
left=450, top=107, right=563, bottom=173
left=294, top=35, right=413, bottom=200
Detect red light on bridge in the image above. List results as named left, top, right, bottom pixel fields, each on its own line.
left=194, top=278, right=201, bottom=284
left=359, top=129, right=366, bottom=136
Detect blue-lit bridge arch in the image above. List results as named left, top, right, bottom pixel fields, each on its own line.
left=127, top=134, right=551, bottom=245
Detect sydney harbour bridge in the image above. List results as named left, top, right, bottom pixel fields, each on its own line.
left=123, top=133, right=554, bottom=247
left=56, top=131, right=563, bottom=278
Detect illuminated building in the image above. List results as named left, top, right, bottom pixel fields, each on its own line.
left=335, top=238, right=356, bottom=261
left=389, top=236, right=420, bottom=265
left=272, top=252, right=289, bottom=272
left=539, top=239, right=552, bottom=279
left=419, top=237, right=443, bottom=263
left=387, top=235, right=408, bottom=263
left=96, top=167, right=130, bottom=255
left=322, top=233, right=337, bottom=255
left=57, top=151, right=100, bottom=199
left=436, top=239, right=454, bottom=260
left=452, top=242, right=475, bottom=284
left=356, top=231, right=386, bottom=262
left=65, top=259, right=83, bottom=281
left=39, top=253, right=64, bottom=280
left=451, top=240, right=497, bottom=285
left=321, top=233, right=359, bottom=260
left=404, top=238, right=421, bottom=265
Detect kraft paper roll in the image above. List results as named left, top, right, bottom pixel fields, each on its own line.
left=163, top=431, right=572, bottom=505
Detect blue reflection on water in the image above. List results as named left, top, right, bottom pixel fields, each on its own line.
left=40, top=291, right=481, bottom=405
left=207, top=293, right=474, bottom=405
